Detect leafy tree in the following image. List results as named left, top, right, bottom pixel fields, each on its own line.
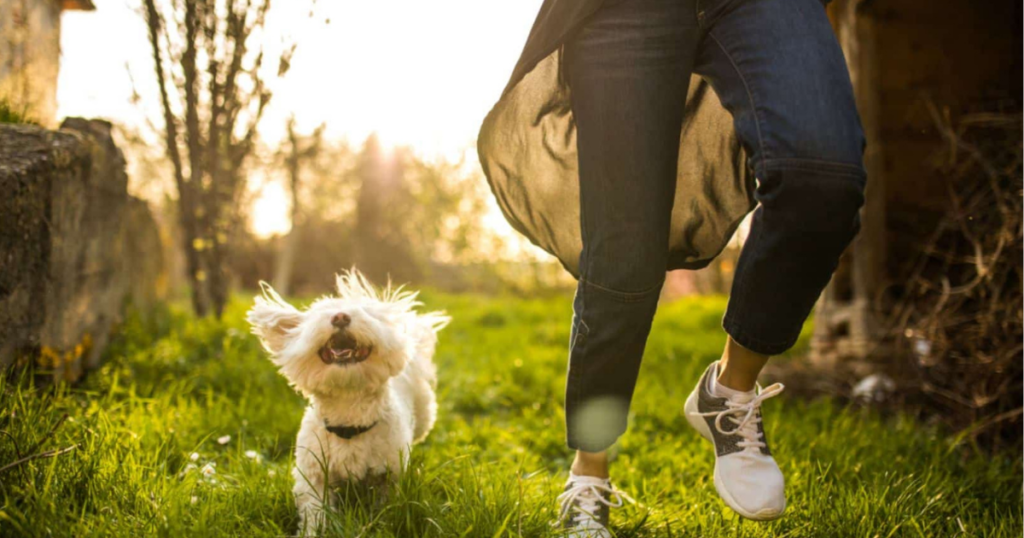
left=270, top=116, right=325, bottom=295
left=141, top=0, right=311, bottom=316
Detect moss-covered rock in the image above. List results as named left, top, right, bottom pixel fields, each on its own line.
left=0, top=118, right=164, bottom=381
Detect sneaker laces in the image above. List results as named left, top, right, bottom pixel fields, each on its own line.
left=690, top=382, right=785, bottom=449
left=555, top=477, right=634, bottom=528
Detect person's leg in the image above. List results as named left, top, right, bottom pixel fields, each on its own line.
left=564, top=0, right=698, bottom=460
left=558, top=0, right=699, bottom=533
left=685, top=0, right=868, bottom=519
left=696, top=0, right=867, bottom=362
left=571, top=449, right=609, bottom=479
left=717, top=335, right=769, bottom=391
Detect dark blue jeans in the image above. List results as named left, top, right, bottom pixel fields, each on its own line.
left=563, top=0, right=867, bottom=452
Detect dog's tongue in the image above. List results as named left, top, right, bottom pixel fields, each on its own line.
left=332, top=348, right=354, bottom=359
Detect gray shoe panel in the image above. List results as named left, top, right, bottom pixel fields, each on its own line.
left=695, top=362, right=771, bottom=457
left=561, top=482, right=611, bottom=531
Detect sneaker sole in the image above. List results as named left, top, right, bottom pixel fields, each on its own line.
left=684, top=385, right=785, bottom=522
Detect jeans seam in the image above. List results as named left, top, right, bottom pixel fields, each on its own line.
left=567, top=289, right=586, bottom=450
left=580, top=277, right=664, bottom=303
left=708, top=30, right=770, bottom=171
left=761, top=158, right=867, bottom=178
left=568, top=54, right=590, bottom=450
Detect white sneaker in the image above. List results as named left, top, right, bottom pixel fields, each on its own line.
left=684, top=361, right=787, bottom=520
left=555, top=473, right=632, bottom=537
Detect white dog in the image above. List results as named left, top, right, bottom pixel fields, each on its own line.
left=247, top=270, right=448, bottom=535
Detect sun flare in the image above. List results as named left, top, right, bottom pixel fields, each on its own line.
left=57, top=0, right=545, bottom=257
left=251, top=182, right=291, bottom=238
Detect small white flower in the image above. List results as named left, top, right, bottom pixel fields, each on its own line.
left=244, top=450, right=261, bottom=462
left=189, top=452, right=200, bottom=462
left=201, top=463, right=216, bottom=477
left=268, top=469, right=276, bottom=477
left=190, top=496, right=198, bottom=505
left=217, top=435, right=231, bottom=445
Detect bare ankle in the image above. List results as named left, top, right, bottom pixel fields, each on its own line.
left=717, top=368, right=756, bottom=392
left=718, top=336, right=770, bottom=392
left=571, top=450, right=609, bottom=479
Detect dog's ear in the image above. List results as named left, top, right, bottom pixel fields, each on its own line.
left=247, top=282, right=303, bottom=353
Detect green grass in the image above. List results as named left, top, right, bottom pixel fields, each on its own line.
left=1, top=292, right=1020, bottom=537
left=0, top=99, right=36, bottom=125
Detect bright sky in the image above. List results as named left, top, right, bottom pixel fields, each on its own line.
left=56, top=0, right=543, bottom=244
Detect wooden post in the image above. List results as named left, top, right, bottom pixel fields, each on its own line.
left=810, top=0, right=887, bottom=372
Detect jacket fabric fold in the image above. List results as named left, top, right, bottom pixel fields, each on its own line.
left=478, top=0, right=757, bottom=277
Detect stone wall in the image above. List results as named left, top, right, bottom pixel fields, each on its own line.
left=0, top=118, right=164, bottom=382
left=0, top=0, right=61, bottom=126
left=0, top=0, right=95, bottom=126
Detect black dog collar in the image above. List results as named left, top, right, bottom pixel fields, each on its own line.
left=324, top=419, right=378, bottom=440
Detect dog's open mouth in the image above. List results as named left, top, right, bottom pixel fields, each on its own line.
left=319, top=332, right=373, bottom=366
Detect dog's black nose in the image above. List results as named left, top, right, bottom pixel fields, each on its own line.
left=331, top=313, right=351, bottom=329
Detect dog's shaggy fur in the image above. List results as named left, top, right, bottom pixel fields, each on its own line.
left=247, top=271, right=448, bottom=535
